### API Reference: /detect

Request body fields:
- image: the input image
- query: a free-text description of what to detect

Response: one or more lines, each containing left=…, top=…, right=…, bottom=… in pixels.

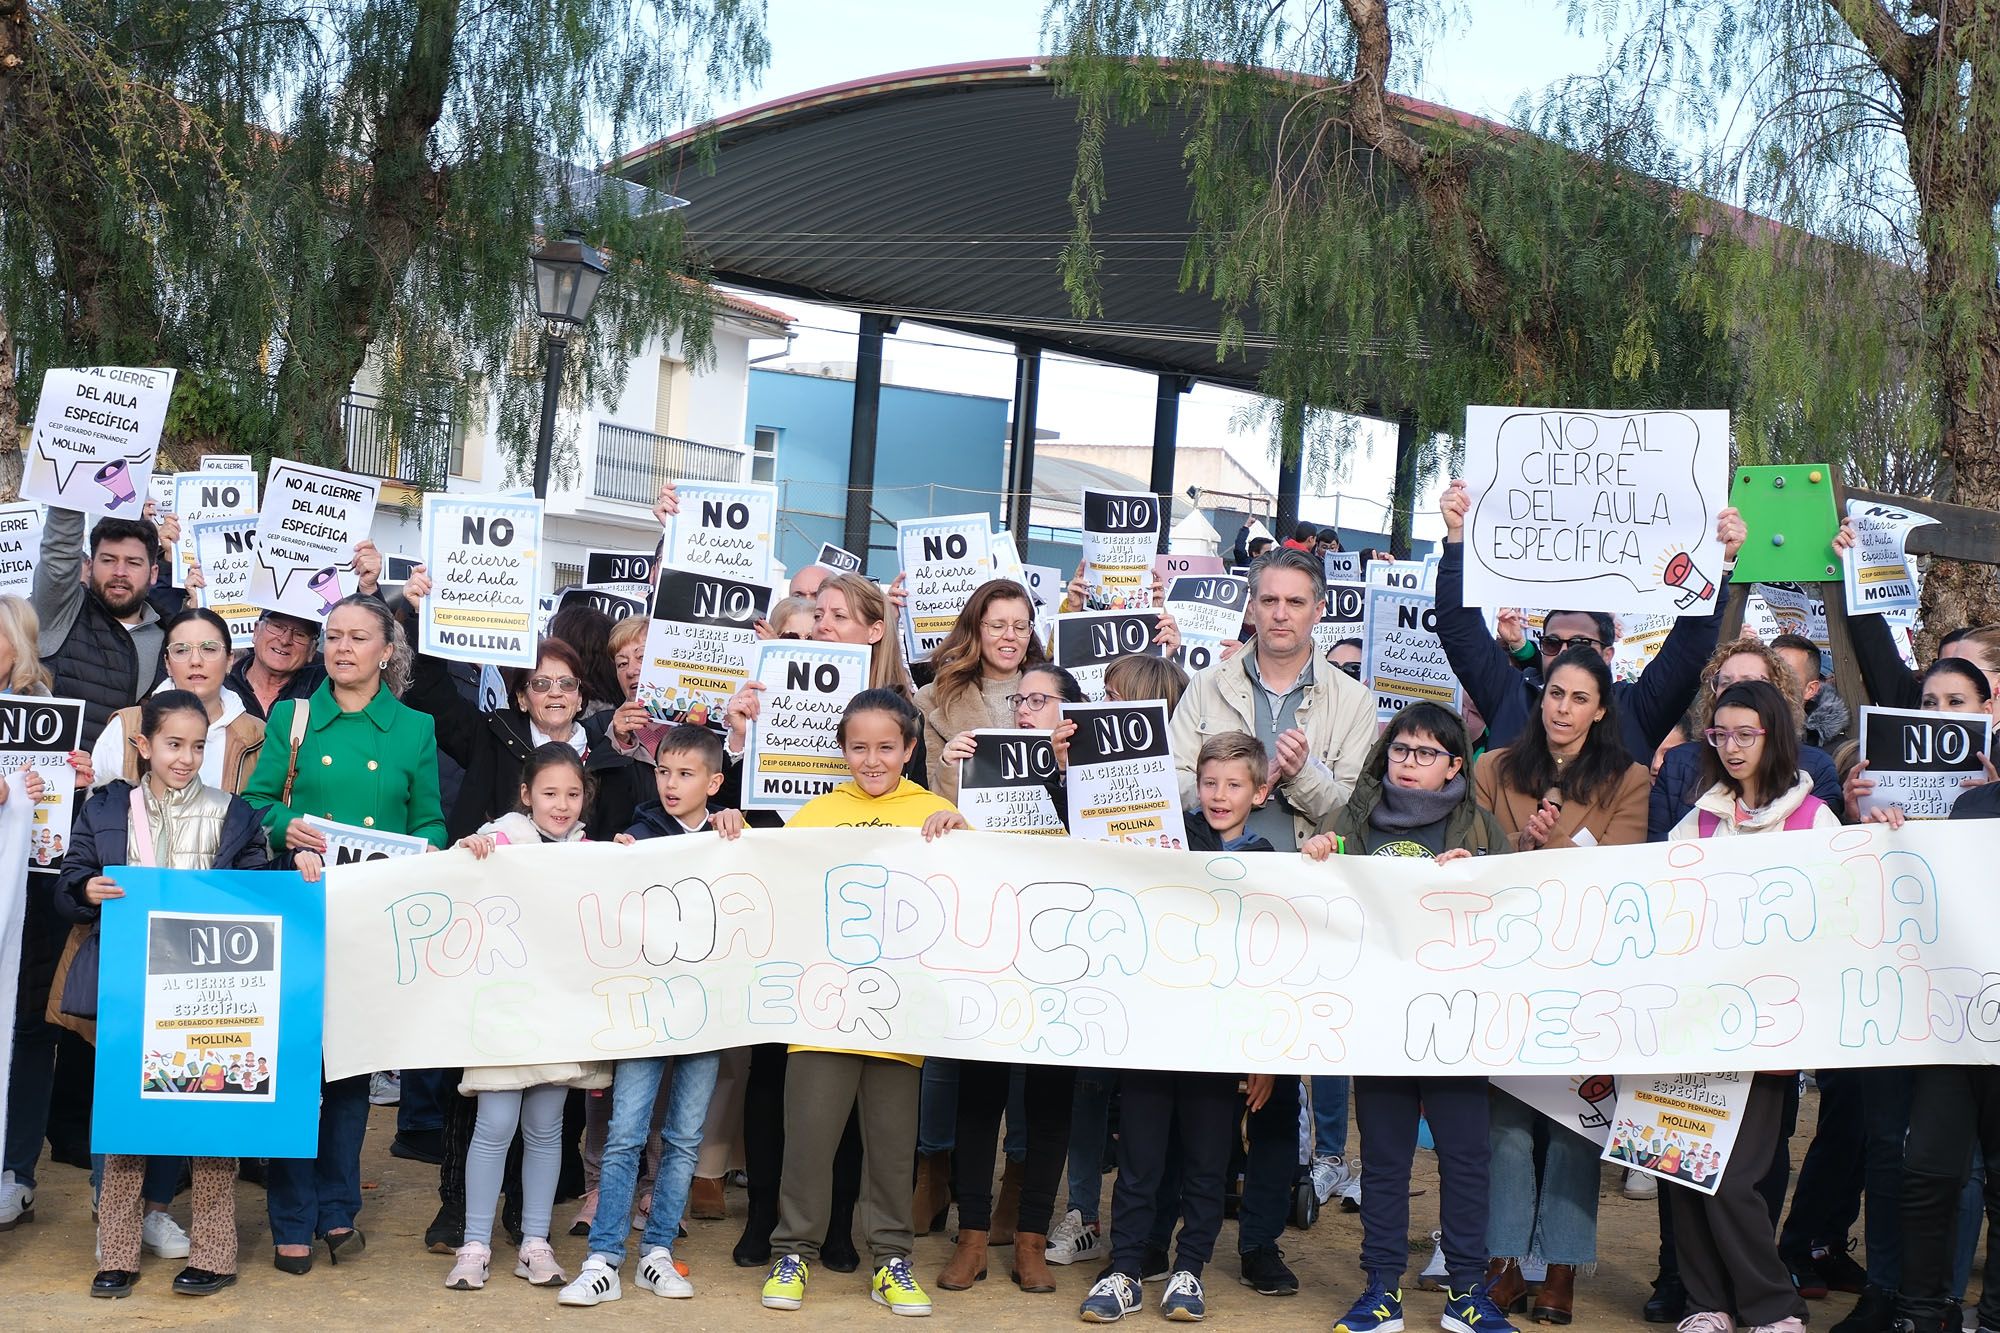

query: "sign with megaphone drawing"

left=248, top=461, right=380, bottom=623
left=23, top=367, right=176, bottom=519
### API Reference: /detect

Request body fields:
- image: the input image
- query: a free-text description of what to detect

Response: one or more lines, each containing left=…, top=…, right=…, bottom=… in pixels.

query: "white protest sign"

left=639, top=569, right=772, bottom=728
left=1055, top=610, right=1161, bottom=701
left=23, top=367, right=176, bottom=519
left=148, top=472, right=177, bottom=569
left=989, top=529, right=1027, bottom=588
left=250, top=461, right=380, bottom=622
left=896, top=514, right=992, bottom=662
left=662, top=479, right=778, bottom=585
left=584, top=550, right=655, bottom=595
left=1062, top=700, right=1187, bottom=848
left=1363, top=561, right=1462, bottom=722
left=0, top=503, right=43, bottom=598
left=1610, top=613, right=1677, bottom=684
left=815, top=542, right=864, bottom=575
left=189, top=517, right=262, bottom=644
left=1603, top=1072, right=1754, bottom=1197
left=1752, top=583, right=1832, bottom=676
left=1079, top=489, right=1160, bottom=610
left=1463, top=406, right=1730, bottom=616
left=477, top=665, right=508, bottom=714
left=302, top=816, right=430, bottom=867
left=1164, top=573, right=1246, bottom=675
left=1856, top=705, right=1992, bottom=820
left=1312, top=582, right=1366, bottom=659
left=0, top=694, right=86, bottom=875
left=742, top=640, right=872, bottom=813
left=201, top=453, right=254, bottom=473
left=957, top=729, right=1068, bottom=836
left=1157, top=553, right=1225, bottom=588
left=419, top=493, right=543, bottom=669
left=1323, top=550, right=1360, bottom=584
left=173, top=470, right=259, bottom=581
left=1494, top=1074, right=1620, bottom=1146
left=1843, top=497, right=1936, bottom=616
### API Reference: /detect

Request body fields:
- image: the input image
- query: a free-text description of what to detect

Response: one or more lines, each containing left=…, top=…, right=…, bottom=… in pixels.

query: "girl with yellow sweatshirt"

left=760, top=688, right=966, bottom=1319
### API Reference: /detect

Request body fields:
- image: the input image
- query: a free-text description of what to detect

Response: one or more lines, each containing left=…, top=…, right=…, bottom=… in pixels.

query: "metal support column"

left=841, top=312, right=890, bottom=562
left=1274, top=404, right=1304, bottom=543
left=1150, top=374, right=1189, bottom=554
left=1390, top=411, right=1421, bottom=559
left=1004, top=345, right=1042, bottom=543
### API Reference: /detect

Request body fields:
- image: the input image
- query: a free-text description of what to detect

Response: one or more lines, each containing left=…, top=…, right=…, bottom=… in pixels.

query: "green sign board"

left=1726, top=464, right=1842, bottom=584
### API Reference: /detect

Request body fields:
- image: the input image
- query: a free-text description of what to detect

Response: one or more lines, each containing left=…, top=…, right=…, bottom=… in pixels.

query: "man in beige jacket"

left=1168, top=547, right=1379, bottom=849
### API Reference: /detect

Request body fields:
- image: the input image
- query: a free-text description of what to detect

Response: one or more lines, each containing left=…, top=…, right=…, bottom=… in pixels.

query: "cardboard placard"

left=557, top=585, right=647, bottom=622
left=1603, top=1072, right=1754, bottom=1197
left=1312, top=583, right=1366, bottom=659
left=0, top=502, right=44, bottom=599
left=1061, top=700, right=1187, bottom=848
left=189, top=517, right=262, bottom=645
left=0, top=693, right=85, bottom=875
left=1856, top=705, right=1992, bottom=819
left=250, top=462, right=380, bottom=622
left=896, top=514, right=993, bottom=662
left=957, top=729, right=1067, bottom=835
left=639, top=569, right=772, bottom=728
left=1055, top=610, right=1162, bottom=701
left=1362, top=562, right=1462, bottom=722
left=585, top=550, right=656, bottom=589
left=1843, top=497, right=1935, bottom=616
left=302, top=816, right=432, bottom=865
left=173, top=470, right=260, bottom=581
left=661, top=480, right=778, bottom=585
left=741, top=640, right=873, bottom=813
left=814, top=542, right=864, bottom=575
left=418, top=493, right=544, bottom=668
left=23, top=367, right=176, bottom=519
left=1079, top=489, right=1160, bottom=610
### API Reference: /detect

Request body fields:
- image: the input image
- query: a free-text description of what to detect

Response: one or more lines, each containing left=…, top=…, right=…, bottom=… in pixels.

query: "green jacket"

left=1328, top=770, right=1509, bottom=858
left=242, top=680, right=447, bottom=852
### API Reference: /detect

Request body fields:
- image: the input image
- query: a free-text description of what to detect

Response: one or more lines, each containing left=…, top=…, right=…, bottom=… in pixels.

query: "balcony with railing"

left=342, top=391, right=457, bottom=486
left=592, top=419, right=747, bottom=505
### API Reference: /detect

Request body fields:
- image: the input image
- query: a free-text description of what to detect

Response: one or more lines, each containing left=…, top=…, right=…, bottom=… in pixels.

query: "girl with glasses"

left=91, top=609, right=266, bottom=795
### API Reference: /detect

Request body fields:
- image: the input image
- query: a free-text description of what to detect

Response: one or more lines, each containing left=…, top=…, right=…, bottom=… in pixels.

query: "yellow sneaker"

left=871, top=1258, right=933, bottom=1316
left=761, top=1255, right=808, bottom=1310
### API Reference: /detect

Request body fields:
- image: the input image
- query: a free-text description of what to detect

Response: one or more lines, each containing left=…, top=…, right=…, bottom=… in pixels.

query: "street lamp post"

left=529, top=228, right=608, bottom=499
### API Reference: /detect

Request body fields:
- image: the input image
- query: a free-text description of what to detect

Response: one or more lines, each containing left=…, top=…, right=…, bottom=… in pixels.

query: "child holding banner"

left=759, top=689, right=966, bottom=1319
left=58, top=690, right=271, bottom=1299
left=445, top=744, right=612, bottom=1293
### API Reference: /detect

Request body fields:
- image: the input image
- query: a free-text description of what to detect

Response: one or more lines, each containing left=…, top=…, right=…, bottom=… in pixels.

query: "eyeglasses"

left=259, top=619, right=316, bottom=644
left=1703, top=726, right=1767, bottom=749
left=1007, top=691, right=1057, bottom=712
left=1386, top=742, right=1451, bottom=766
left=1710, top=673, right=1765, bottom=691
left=981, top=619, right=1034, bottom=638
left=167, top=640, right=226, bottom=660
left=1541, top=635, right=1605, bottom=655
left=1335, top=660, right=1362, bottom=679
left=527, top=675, right=579, bottom=694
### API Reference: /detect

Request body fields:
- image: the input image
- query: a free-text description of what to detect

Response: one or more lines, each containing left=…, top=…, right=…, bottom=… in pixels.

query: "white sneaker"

left=557, top=1255, right=623, bottom=1306
left=368, top=1071, right=402, bottom=1105
left=1418, top=1229, right=1448, bottom=1291
left=141, top=1209, right=191, bottom=1258
left=446, top=1241, right=492, bottom=1290
left=1047, top=1208, right=1103, bottom=1266
left=0, top=1178, right=37, bottom=1230
left=1311, top=1153, right=1362, bottom=1210
left=1623, top=1167, right=1659, bottom=1199
left=636, top=1246, right=693, bottom=1298
left=515, top=1236, right=567, bottom=1286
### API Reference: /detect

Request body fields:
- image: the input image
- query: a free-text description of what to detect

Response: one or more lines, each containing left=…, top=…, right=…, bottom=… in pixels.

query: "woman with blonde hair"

left=0, top=594, right=53, bottom=695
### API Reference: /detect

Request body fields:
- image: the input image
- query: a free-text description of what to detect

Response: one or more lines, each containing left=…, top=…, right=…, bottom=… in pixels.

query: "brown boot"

left=1531, top=1263, right=1575, bottom=1325
left=1484, top=1258, right=1531, bottom=1313
left=688, top=1176, right=726, bottom=1221
left=937, top=1228, right=988, bottom=1290
left=988, top=1159, right=1024, bottom=1246
left=911, top=1152, right=950, bottom=1238
left=1010, top=1232, right=1054, bottom=1293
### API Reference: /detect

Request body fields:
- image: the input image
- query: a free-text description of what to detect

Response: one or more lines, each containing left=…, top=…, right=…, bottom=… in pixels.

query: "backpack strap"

left=279, top=699, right=310, bottom=807
left=1696, top=809, right=1721, bottom=838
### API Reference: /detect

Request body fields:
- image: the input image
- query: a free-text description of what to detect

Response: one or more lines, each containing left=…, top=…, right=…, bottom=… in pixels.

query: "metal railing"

left=342, top=391, right=456, bottom=485
left=593, top=420, right=748, bottom=504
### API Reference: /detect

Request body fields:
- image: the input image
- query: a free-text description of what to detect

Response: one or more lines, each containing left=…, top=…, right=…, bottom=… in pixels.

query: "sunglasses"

left=1540, top=635, right=1606, bottom=655
left=527, top=675, right=579, bottom=695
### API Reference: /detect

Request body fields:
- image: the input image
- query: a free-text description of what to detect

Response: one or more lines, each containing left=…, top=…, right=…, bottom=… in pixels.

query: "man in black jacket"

left=33, top=506, right=169, bottom=749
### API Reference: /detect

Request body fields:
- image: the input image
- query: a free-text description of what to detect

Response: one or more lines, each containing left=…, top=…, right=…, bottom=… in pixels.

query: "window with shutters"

left=552, top=561, right=584, bottom=592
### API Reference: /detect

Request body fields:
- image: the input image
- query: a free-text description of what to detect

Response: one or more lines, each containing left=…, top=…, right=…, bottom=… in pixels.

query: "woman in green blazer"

left=241, top=594, right=446, bottom=1274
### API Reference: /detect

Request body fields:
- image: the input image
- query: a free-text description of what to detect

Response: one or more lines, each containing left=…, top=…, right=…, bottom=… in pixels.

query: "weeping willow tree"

left=0, top=0, right=770, bottom=482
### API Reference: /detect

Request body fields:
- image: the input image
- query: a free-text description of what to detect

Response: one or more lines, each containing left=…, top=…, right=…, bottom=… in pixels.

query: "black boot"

left=820, top=1187, right=860, bottom=1273
left=1833, top=1286, right=1900, bottom=1333
left=733, top=1188, right=777, bottom=1268
left=424, top=1201, right=463, bottom=1254
left=1643, top=1272, right=1687, bottom=1324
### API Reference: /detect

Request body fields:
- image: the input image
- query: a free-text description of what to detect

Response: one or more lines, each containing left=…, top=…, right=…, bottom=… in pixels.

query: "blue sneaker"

left=1079, top=1272, right=1142, bottom=1323
left=1160, top=1270, right=1205, bottom=1321
left=1443, top=1281, right=1519, bottom=1333
left=1334, top=1281, right=1406, bottom=1332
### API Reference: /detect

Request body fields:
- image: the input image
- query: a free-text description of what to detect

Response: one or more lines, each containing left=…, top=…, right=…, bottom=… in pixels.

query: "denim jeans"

left=1311, top=1074, right=1350, bottom=1157
left=397, top=1068, right=453, bottom=1136
left=918, top=1058, right=957, bottom=1156
left=266, top=1073, right=369, bottom=1246
left=1858, top=1065, right=1913, bottom=1289
left=1067, top=1069, right=1112, bottom=1223
left=1488, top=1089, right=1598, bottom=1265
left=4, top=1014, right=57, bottom=1187
left=586, top=1052, right=720, bottom=1267
left=1236, top=1074, right=1302, bottom=1253
left=90, top=1153, right=181, bottom=1206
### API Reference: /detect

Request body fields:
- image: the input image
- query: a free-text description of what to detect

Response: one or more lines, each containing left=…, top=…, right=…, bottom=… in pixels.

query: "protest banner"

left=0, top=503, right=43, bottom=599
left=639, top=569, right=772, bottom=728
left=172, top=470, right=259, bottom=581
left=1603, top=1071, right=1754, bottom=1197
left=1494, top=1074, right=1620, bottom=1145
left=585, top=549, right=655, bottom=591
left=250, top=461, right=380, bottom=621
left=1157, top=553, right=1225, bottom=587
left=815, top=542, right=864, bottom=575
left=742, top=640, right=872, bottom=813
left=1856, top=705, right=1992, bottom=820
left=662, top=479, right=778, bottom=585
left=558, top=585, right=647, bottom=622
left=93, top=867, right=324, bottom=1158
left=321, top=817, right=2000, bottom=1080
left=301, top=816, right=431, bottom=866
left=0, top=694, right=85, bottom=875
left=1079, top=489, right=1160, bottom=610
left=189, top=517, right=261, bottom=643
left=896, top=514, right=992, bottom=662
left=1055, top=610, right=1162, bottom=700
left=957, top=730, right=1067, bottom=836
left=1363, top=561, right=1462, bottom=722
left=1462, top=406, right=1730, bottom=616
left=418, top=493, right=543, bottom=669
left=1311, top=582, right=1366, bottom=659
left=23, top=367, right=176, bottom=520
left=1843, top=497, right=1936, bottom=616
left=1061, top=700, right=1186, bottom=848
left=1164, top=574, right=1246, bottom=674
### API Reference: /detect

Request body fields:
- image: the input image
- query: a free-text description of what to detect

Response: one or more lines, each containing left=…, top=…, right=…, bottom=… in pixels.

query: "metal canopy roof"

left=613, top=58, right=1467, bottom=398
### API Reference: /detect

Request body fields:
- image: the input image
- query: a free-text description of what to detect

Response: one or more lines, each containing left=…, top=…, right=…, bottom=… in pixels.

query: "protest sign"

left=173, top=470, right=259, bottom=580
left=585, top=549, right=656, bottom=591
left=662, top=480, right=778, bottom=585
left=1312, top=583, right=1366, bottom=659
left=639, top=569, right=772, bottom=728
left=380, top=553, right=421, bottom=587
left=742, top=640, right=872, bottom=813
left=1752, top=583, right=1832, bottom=676
left=1055, top=610, right=1162, bottom=701
left=321, top=817, right=2000, bottom=1080
left=1323, top=550, right=1360, bottom=583
left=1494, top=1074, right=1620, bottom=1145
left=558, top=585, right=647, bottom=622
left=93, top=867, right=324, bottom=1158
left=23, top=367, right=176, bottom=519
left=1062, top=700, right=1186, bottom=848
left=302, top=816, right=431, bottom=866
left=477, top=665, right=508, bottom=713
left=989, top=530, right=1027, bottom=589
left=1603, top=1072, right=1754, bottom=1196
left=189, top=517, right=261, bottom=644
left=1363, top=561, right=1461, bottom=722
left=202, top=453, right=254, bottom=473
left=0, top=503, right=43, bottom=599
left=815, top=542, right=864, bottom=575
left=148, top=473, right=177, bottom=568
left=1164, top=574, right=1246, bottom=675
left=957, top=730, right=1067, bottom=835
left=1462, top=406, right=1730, bottom=616
left=896, top=514, right=992, bottom=662
left=250, top=461, right=380, bottom=621
left=1609, top=613, right=1677, bottom=684
left=419, top=493, right=543, bottom=669
left=1856, top=705, right=1992, bottom=820
left=1843, top=497, right=1936, bottom=616
left=0, top=694, right=85, bottom=875
left=1079, top=489, right=1160, bottom=610
left=1157, top=553, right=1225, bottom=587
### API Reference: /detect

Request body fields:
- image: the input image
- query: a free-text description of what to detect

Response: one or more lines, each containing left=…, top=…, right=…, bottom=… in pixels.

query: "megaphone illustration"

left=93, top=459, right=137, bottom=509
left=1662, top=550, right=1715, bottom=611
left=307, top=567, right=343, bottom=613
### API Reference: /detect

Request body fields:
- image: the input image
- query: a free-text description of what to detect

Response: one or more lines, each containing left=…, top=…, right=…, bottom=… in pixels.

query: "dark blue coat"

left=1647, top=742, right=1845, bottom=841
left=55, top=780, right=271, bottom=922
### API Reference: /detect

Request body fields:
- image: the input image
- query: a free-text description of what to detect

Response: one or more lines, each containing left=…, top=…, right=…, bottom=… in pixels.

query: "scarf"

left=1370, top=774, right=1467, bottom=831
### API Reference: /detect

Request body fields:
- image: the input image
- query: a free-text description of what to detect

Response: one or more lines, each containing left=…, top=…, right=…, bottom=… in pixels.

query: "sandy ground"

left=0, top=1088, right=1911, bottom=1331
